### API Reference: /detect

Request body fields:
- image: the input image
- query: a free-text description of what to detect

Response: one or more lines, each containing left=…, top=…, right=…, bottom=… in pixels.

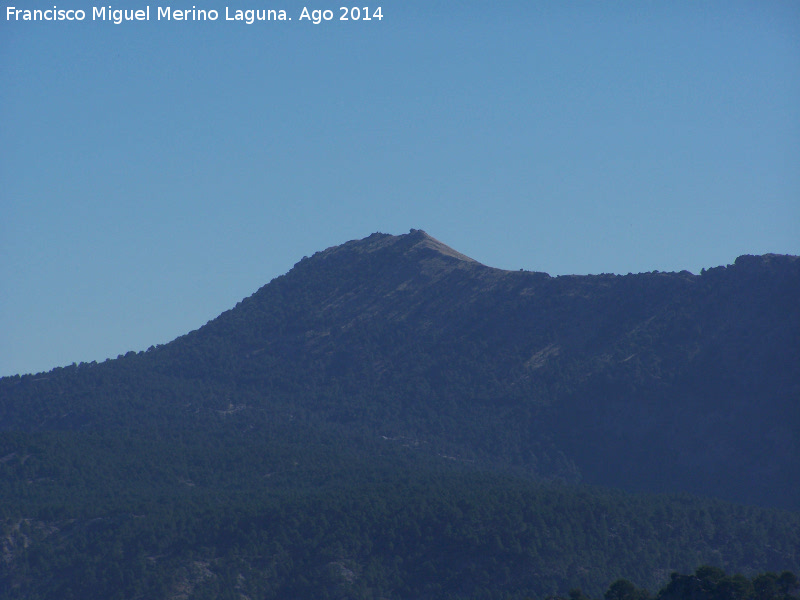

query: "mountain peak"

left=404, top=229, right=480, bottom=264
left=310, top=229, right=481, bottom=269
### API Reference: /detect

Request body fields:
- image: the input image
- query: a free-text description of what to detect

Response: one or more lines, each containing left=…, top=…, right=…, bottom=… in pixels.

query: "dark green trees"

left=657, top=567, right=800, bottom=600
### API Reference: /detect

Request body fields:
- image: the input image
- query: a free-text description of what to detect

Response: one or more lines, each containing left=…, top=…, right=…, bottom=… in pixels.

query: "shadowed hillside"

left=1, top=230, right=799, bottom=599
left=4, top=229, right=797, bottom=507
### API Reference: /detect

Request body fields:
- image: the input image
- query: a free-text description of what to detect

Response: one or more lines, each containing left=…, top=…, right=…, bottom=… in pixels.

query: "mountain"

left=1, top=230, right=799, bottom=599
left=4, top=229, right=798, bottom=507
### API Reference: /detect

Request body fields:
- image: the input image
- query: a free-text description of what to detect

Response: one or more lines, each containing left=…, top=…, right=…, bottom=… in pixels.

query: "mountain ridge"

left=1, top=229, right=799, bottom=598
left=1, top=230, right=799, bottom=508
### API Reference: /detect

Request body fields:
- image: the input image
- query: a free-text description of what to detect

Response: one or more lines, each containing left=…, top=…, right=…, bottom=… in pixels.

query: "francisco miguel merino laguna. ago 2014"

left=6, top=5, right=384, bottom=24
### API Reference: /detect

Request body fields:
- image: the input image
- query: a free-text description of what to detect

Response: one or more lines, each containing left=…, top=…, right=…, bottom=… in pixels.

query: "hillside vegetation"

left=1, top=230, right=798, bottom=598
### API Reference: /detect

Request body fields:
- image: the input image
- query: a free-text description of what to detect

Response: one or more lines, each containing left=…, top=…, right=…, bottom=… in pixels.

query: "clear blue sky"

left=2, top=1, right=798, bottom=377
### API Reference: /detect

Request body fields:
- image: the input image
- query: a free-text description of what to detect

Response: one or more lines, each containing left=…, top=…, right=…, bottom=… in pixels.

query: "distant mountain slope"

left=1, top=230, right=799, bottom=508
left=2, top=428, right=799, bottom=600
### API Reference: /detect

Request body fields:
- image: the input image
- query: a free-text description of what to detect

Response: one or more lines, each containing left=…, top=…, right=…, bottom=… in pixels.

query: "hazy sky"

left=2, top=1, right=799, bottom=377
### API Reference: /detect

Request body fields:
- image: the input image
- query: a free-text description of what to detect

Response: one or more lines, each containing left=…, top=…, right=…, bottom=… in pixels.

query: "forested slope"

left=1, top=230, right=799, bottom=598
left=1, top=423, right=799, bottom=599
left=3, top=230, right=797, bottom=507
